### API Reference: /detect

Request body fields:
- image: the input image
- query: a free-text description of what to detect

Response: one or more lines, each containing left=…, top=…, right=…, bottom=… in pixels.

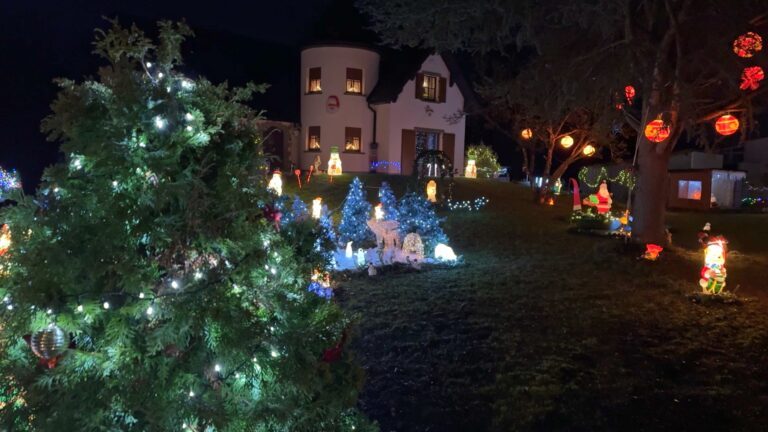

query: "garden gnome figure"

left=313, top=154, right=322, bottom=173
left=700, top=237, right=727, bottom=294
left=367, top=262, right=377, bottom=276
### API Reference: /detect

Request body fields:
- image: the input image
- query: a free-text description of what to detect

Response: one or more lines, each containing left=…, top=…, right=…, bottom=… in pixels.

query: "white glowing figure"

left=0, top=225, right=11, bottom=256
left=356, top=248, right=366, bottom=267
left=434, top=243, right=457, bottom=261
left=312, top=197, right=322, bottom=219
left=374, top=203, right=384, bottom=220
left=327, top=146, right=342, bottom=176
left=426, top=180, right=437, bottom=203
left=345, top=241, right=353, bottom=258
left=464, top=159, right=477, bottom=179
left=267, top=171, right=283, bottom=196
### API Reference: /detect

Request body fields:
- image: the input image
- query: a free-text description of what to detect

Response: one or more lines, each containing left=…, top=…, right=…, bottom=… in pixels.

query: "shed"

left=668, top=169, right=746, bottom=210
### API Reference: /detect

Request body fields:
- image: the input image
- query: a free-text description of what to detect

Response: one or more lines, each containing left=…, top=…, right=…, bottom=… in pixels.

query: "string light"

left=76, top=304, right=84, bottom=312
left=171, top=280, right=180, bottom=289
left=146, top=305, right=154, bottom=316
left=446, top=197, right=489, bottom=211
left=194, top=271, right=203, bottom=280
left=578, top=167, right=636, bottom=190
left=184, top=113, right=194, bottom=121
left=139, top=292, right=145, bottom=299
left=214, top=364, right=221, bottom=372
left=154, top=116, right=166, bottom=129
left=102, top=301, right=110, bottom=309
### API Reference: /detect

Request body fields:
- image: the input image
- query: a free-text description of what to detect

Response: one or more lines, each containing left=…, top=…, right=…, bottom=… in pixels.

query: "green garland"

left=578, top=166, right=636, bottom=190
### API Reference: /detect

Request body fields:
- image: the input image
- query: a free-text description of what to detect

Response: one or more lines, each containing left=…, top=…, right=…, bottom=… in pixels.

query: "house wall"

left=667, top=170, right=712, bottom=210
left=300, top=46, right=380, bottom=172
left=739, top=137, right=768, bottom=183
left=668, top=151, right=723, bottom=170
left=373, top=54, right=466, bottom=175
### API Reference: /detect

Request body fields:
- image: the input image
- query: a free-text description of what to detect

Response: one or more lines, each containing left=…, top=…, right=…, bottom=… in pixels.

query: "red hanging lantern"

left=733, top=32, right=763, bottom=58
left=715, top=115, right=740, bottom=136
left=644, top=119, right=671, bottom=143
left=740, top=66, right=765, bottom=91
left=624, top=85, right=636, bottom=105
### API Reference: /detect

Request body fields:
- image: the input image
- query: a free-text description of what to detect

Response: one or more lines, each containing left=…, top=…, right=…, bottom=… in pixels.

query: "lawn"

left=287, top=174, right=768, bottom=431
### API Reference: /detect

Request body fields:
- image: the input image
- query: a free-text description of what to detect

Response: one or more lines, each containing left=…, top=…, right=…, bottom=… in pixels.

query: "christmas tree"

left=377, top=181, right=398, bottom=222
left=338, top=177, right=373, bottom=246
left=397, top=192, right=448, bottom=254
left=280, top=195, right=308, bottom=225
left=0, top=20, right=373, bottom=431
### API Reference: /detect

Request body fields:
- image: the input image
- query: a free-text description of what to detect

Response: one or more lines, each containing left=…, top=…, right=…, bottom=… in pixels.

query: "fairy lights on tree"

left=338, top=177, right=373, bottom=246
left=0, top=19, right=373, bottom=431
left=397, top=192, right=448, bottom=255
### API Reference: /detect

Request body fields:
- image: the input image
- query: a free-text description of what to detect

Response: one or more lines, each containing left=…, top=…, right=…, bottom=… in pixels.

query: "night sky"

left=1, top=0, right=387, bottom=191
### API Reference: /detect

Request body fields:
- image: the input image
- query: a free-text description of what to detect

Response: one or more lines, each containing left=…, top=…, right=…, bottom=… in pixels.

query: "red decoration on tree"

left=733, top=32, right=763, bottom=58
left=624, top=85, right=636, bottom=105
left=321, top=330, right=348, bottom=363
left=644, top=119, right=671, bottom=143
left=715, top=114, right=740, bottom=136
left=740, top=66, right=764, bottom=90
left=263, top=205, right=282, bottom=231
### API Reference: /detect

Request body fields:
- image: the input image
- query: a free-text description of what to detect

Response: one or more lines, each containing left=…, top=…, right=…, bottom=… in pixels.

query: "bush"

left=466, top=144, right=501, bottom=178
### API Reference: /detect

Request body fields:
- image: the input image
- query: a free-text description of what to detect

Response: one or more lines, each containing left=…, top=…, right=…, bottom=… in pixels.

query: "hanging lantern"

left=426, top=180, right=437, bottom=203
left=311, top=197, right=322, bottom=219
left=520, top=128, right=533, bottom=140
left=327, top=146, right=343, bottom=176
left=0, top=224, right=10, bottom=256
left=644, top=119, right=671, bottom=143
left=560, top=135, right=574, bottom=149
left=624, top=85, right=636, bottom=105
left=267, top=171, right=282, bottom=196
left=733, top=32, right=763, bottom=58
left=582, top=145, right=596, bottom=156
left=30, top=325, right=69, bottom=360
left=740, top=66, right=765, bottom=91
left=715, top=115, right=740, bottom=136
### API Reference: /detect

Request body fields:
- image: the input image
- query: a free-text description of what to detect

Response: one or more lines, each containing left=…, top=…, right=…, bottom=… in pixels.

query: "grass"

left=287, top=174, right=768, bottom=431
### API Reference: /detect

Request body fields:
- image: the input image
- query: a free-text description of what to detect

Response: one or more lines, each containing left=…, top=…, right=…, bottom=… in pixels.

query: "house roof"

left=367, top=49, right=477, bottom=109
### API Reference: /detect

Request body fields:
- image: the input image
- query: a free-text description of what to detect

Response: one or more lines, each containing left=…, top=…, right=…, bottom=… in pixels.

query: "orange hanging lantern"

left=733, top=32, right=763, bottom=58
left=560, top=135, right=574, bottom=149
left=715, top=115, right=740, bottom=136
left=520, top=128, right=533, bottom=140
left=644, top=119, right=671, bottom=143
left=740, top=66, right=765, bottom=91
left=624, top=85, right=636, bottom=105
left=582, top=145, right=596, bottom=156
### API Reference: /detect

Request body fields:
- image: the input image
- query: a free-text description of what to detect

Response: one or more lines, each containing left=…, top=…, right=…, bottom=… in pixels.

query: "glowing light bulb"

left=154, top=116, right=166, bottom=129
left=194, top=271, right=203, bottom=280
left=139, top=141, right=147, bottom=148
left=157, top=72, right=164, bottom=79
left=77, top=304, right=84, bottom=312
left=235, top=372, right=241, bottom=379
left=270, top=349, right=279, bottom=358
left=146, top=62, right=152, bottom=68
left=188, top=390, right=195, bottom=397
left=146, top=305, right=154, bottom=316
left=46, top=308, right=53, bottom=315
left=112, top=180, right=119, bottom=188
left=186, top=125, right=193, bottom=132
left=270, top=267, right=276, bottom=275
left=214, top=364, right=221, bottom=372
left=139, top=292, right=145, bottom=299
left=171, top=280, right=179, bottom=289
left=103, top=301, right=110, bottom=309
left=6, top=304, right=12, bottom=310
left=185, top=113, right=194, bottom=121
left=181, top=79, right=193, bottom=89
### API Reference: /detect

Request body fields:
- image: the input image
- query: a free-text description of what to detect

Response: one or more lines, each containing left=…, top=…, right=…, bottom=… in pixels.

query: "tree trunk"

left=632, top=134, right=672, bottom=245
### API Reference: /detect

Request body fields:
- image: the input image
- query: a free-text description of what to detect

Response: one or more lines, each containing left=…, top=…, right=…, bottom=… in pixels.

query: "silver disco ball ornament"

left=30, top=325, right=69, bottom=360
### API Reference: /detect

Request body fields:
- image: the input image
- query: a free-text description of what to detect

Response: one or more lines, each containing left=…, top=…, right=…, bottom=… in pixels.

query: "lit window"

left=308, top=67, right=321, bottom=93
left=345, top=127, right=361, bottom=152
left=308, top=126, right=321, bottom=150
left=421, top=74, right=438, bottom=101
left=346, top=68, right=362, bottom=94
left=678, top=180, right=702, bottom=200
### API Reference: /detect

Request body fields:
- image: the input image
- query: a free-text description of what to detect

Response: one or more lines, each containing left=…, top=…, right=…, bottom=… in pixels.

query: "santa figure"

left=582, top=180, right=613, bottom=214
left=699, top=237, right=727, bottom=294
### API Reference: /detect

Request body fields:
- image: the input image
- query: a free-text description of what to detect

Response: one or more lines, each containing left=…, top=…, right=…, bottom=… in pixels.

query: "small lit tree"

left=466, top=143, right=501, bottom=178
left=397, top=192, right=448, bottom=254
left=338, top=177, right=373, bottom=245
left=378, top=181, right=399, bottom=221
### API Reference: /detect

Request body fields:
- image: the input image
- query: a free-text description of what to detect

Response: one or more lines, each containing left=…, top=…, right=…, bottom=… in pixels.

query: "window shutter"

left=442, top=133, right=455, bottom=166
left=401, top=129, right=416, bottom=175
left=414, top=73, right=424, bottom=100
left=438, top=77, right=447, bottom=103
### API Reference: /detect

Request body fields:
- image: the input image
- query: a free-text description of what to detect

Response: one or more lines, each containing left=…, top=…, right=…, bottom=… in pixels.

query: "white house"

left=299, top=44, right=470, bottom=175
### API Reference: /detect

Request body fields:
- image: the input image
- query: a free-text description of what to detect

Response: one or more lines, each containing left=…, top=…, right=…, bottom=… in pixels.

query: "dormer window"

left=421, top=74, right=438, bottom=101
left=415, top=73, right=447, bottom=103
left=308, top=67, right=322, bottom=93
left=346, top=68, right=363, bottom=94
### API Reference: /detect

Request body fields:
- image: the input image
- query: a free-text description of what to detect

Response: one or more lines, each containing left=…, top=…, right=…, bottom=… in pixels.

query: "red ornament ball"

left=740, top=66, right=765, bottom=91
left=733, top=32, right=763, bottom=58
left=644, top=119, right=671, bottom=143
left=715, top=115, right=740, bottom=136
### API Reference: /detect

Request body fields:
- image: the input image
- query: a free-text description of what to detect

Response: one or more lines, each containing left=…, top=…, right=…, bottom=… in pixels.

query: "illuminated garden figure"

left=327, top=146, right=342, bottom=176
left=642, top=244, right=663, bottom=261
left=426, top=180, right=437, bottom=203
left=552, top=178, right=562, bottom=195
left=312, top=197, right=322, bottom=219
left=582, top=180, right=612, bottom=214
left=402, top=233, right=425, bottom=260
left=700, top=237, right=727, bottom=294
left=267, top=170, right=283, bottom=196
left=464, top=159, right=477, bottom=178
left=0, top=224, right=10, bottom=256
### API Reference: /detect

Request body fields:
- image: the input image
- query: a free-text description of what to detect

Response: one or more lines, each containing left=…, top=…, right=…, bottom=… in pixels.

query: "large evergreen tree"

left=338, top=177, right=373, bottom=246
left=0, top=20, right=373, bottom=431
left=377, top=181, right=398, bottom=222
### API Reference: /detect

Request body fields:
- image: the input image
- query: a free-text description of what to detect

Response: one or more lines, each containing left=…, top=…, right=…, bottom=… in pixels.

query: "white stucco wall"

left=300, top=46, right=379, bottom=173
left=373, top=54, right=466, bottom=174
